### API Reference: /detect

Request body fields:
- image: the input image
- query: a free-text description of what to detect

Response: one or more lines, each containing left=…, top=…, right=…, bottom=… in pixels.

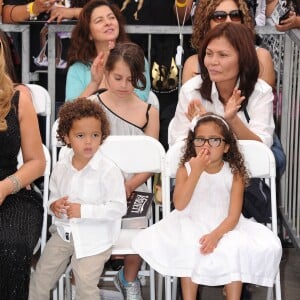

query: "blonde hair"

left=191, top=0, right=255, bottom=52
left=0, top=40, right=14, bottom=131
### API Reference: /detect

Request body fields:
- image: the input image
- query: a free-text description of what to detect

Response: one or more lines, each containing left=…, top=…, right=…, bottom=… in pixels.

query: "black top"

left=0, top=91, right=20, bottom=180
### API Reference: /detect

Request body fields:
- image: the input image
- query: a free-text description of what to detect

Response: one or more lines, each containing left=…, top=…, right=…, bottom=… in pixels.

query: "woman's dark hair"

left=68, top=0, right=129, bottom=65
left=181, top=112, right=249, bottom=183
left=105, top=42, right=146, bottom=90
left=57, top=97, right=110, bottom=146
left=199, top=23, right=259, bottom=111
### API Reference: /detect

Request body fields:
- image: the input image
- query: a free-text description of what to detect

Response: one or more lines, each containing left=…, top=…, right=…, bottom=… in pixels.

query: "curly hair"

left=180, top=113, right=249, bottom=184
left=0, top=35, right=14, bottom=132
left=199, top=23, right=259, bottom=111
left=105, top=42, right=146, bottom=90
left=68, top=0, right=129, bottom=66
left=57, top=98, right=110, bottom=146
left=191, top=0, right=255, bottom=52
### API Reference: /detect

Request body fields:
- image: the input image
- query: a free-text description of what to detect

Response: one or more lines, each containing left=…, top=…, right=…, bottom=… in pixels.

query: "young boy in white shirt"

left=29, top=98, right=127, bottom=300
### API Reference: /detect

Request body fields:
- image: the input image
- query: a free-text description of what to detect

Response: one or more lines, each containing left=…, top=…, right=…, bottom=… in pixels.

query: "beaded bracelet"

left=176, top=0, right=187, bottom=8
left=7, top=175, right=21, bottom=194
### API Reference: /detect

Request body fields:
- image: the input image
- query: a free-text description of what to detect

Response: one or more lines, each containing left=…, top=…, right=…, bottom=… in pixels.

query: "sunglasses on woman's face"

left=210, top=10, right=242, bottom=23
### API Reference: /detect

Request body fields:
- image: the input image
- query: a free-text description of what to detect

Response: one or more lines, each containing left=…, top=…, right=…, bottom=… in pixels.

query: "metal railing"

left=279, top=29, right=300, bottom=250
left=0, top=24, right=30, bottom=83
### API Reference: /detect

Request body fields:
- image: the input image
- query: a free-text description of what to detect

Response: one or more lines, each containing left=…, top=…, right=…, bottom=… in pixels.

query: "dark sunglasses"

left=210, top=10, right=243, bottom=23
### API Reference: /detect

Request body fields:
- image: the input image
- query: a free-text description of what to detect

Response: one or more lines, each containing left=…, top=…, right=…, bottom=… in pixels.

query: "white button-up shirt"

left=169, top=76, right=275, bottom=147
left=48, top=147, right=127, bottom=259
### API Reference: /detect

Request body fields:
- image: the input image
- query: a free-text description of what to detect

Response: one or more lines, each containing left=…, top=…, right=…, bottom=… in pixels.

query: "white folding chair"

left=238, top=140, right=281, bottom=300
left=17, top=144, right=51, bottom=254
left=99, top=135, right=166, bottom=300
left=162, top=140, right=281, bottom=300
left=26, top=84, right=52, bottom=149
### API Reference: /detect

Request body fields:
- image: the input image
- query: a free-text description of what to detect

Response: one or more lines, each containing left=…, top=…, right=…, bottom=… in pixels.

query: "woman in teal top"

left=65, top=0, right=150, bottom=102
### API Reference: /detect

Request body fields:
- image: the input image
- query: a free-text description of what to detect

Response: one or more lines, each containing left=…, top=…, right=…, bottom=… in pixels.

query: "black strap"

left=141, top=104, right=152, bottom=131
left=243, top=107, right=250, bottom=123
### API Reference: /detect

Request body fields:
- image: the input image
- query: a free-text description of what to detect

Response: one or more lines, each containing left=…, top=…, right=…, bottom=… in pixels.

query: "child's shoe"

left=114, top=267, right=143, bottom=300
left=33, top=56, right=48, bottom=67
left=56, top=59, right=67, bottom=69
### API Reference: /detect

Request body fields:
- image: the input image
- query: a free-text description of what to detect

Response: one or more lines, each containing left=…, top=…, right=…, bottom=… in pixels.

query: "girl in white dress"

left=132, top=113, right=282, bottom=300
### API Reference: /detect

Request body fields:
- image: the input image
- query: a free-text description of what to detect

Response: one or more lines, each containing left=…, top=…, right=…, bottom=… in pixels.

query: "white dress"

left=132, top=162, right=282, bottom=287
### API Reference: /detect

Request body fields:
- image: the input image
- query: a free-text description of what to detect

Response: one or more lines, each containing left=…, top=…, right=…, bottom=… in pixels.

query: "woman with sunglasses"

left=182, top=0, right=275, bottom=88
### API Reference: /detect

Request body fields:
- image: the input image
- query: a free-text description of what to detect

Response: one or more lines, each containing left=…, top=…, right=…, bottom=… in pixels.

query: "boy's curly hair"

left=57, top=98, right=110, bottom=146
left=181, top=113, right=249, bottom=184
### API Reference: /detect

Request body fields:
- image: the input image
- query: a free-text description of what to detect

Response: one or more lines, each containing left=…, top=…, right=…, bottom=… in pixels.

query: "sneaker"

left=33, top=56, right=48, bottom=67
left=114, top=269, right=143, bottom=300
left=56, top=59, right=67, bottom=69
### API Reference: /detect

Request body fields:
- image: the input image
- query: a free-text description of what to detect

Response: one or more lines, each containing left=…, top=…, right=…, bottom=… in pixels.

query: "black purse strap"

left=243, top=107, right=250, bottom=123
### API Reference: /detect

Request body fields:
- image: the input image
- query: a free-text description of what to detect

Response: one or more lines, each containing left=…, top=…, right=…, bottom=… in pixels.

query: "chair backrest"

left=165, top=140, right=278, bottom=233
left=17, top=144, right=51, bottom=252
left=101, top=135, right=165, bottom=174
left=147, top=90, right=160, bottom=111
left=26, top=84, right=52, bottom=149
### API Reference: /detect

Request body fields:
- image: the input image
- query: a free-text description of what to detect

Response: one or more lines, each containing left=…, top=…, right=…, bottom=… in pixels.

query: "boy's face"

left=64, top=117, right=102, bottom=166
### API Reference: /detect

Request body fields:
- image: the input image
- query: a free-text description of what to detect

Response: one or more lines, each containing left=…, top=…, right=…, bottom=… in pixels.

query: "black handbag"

left=243, top=178, right=271, bottom=223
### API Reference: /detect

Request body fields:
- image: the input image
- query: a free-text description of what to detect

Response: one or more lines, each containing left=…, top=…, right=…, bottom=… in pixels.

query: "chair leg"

left=275, top=272, right=282, bottom=300
left=171, top=277, right=178, bottom=300
left=52, top=287, right=58, bottom=300
left=267, top=271, right=282, bottom=300
left=267, top=287, right=273, bottom=300
left=157, top=274, right=163, bottom=300
left=58, top=277, right=64, bottom=300
left=165, top=276, right=172, bottom=300
left=150, top=267, right=156, bottom=300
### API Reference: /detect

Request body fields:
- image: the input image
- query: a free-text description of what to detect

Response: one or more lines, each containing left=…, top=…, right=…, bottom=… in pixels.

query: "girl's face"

left=89, top=5, right=119, bottom=43
left=105, top=59, right=135, bottom=98
left=194, top=122, right=229, bottom=163
left=204, top=36, right=239, bottom=86
left=210, top=0, right=241, bottom=29
left=64, top=117, right=102, bottom=166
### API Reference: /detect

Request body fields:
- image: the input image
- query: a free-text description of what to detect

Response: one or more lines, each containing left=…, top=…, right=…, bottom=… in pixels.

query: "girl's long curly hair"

left=180, top=113, right=249, bottom=184
left=57, top=98, right=110, bottom=147
left=0, top=35, right=14, bottom=132
left=191, top=0, right=254, bottom=53
left=67, top=0, right=129, bottom=66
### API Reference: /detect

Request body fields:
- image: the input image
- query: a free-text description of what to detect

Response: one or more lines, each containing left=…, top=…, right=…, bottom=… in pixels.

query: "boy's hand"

left=50, top=196, right=68, bottom=218
left=66, top=202, right=81, bottom=218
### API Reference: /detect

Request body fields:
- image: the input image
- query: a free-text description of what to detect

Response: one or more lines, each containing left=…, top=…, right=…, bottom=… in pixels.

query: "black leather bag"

left=243, top=178, right=271, bottom=224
